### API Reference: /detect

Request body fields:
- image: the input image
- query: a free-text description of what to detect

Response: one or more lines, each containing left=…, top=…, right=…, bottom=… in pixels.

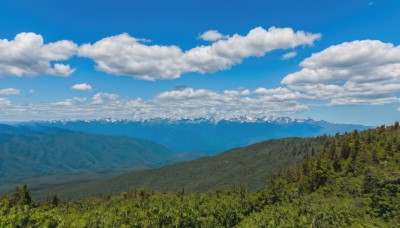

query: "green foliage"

left=0, top=123, right=399, bottom=226
left=37, top=136, right=331, bottom=200
left=0, top=130, right=176, bottom=187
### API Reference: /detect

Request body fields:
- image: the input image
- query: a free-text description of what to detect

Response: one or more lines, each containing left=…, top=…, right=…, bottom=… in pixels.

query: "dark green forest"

left=1, top=123, right=399, bottom=227
left=33, top=136, right=330, bottom=200
left=0, top=130, right=177, bottom=189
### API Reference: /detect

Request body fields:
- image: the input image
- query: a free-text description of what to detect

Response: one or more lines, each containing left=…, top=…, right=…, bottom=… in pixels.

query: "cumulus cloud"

left=241, top=89, right=251, bottom=95
left=157, top=88, right=218, bottom=100
left=92, top=93, right=119, bottom=104
left=0, top=88, right=20, bottom=95
left=78, top=27, right=321, bottom=80
left=71, top=83, right=92, bottom=91
left=0, top=98, right=11, bottom=106
left=53, top=97, right=87, bottom=106
left=0, top=32, right=77, bottom=77
left=198, top=30, right=230, bottom=41
left=282, top=51, right=297, bottom=60
left=0, top=87, right=310, bottom=121
left=281, top=40, right=400, bottom=105
left=254, top=87, right=302, bottom=101
left=154, top=87, right=308, bottom=118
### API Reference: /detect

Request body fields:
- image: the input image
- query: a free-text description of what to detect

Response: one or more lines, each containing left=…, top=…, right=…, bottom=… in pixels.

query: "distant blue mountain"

left=0, top=126, right=177, bottom=184
left=30, top=117, right=370, bottom=156
left=0, top=124, right=40, bottom=134
left=0, top=119, right=370, bottom=192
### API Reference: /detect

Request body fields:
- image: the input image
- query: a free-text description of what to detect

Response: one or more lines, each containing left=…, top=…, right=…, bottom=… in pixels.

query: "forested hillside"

left=1, top=122, right=399, bottom=227
left=0, top=128, right=176, bottom=187
left=35, top=136, right=330, bottom=199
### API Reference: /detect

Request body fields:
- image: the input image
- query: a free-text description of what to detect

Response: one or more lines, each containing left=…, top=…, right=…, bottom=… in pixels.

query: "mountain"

left=0, top=118, right=369, bottom=198
left=32, top=135, right=330, bottom=199
left=0, top=124, right=43, bottom=134
left=30, top=117, right=369, bottom=155
left=0, top=126, right=176, bottom=188
left=2, top=123, right=399, bottom=227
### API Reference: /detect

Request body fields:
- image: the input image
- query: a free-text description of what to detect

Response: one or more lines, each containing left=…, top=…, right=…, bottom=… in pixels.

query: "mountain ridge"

left=28, top=117, right=370, bottom=155
left=23, top=116, right=352, bottom=125
left=0, top=127, right=178, bottom=190
left=31, top=136, right=330, bottom=200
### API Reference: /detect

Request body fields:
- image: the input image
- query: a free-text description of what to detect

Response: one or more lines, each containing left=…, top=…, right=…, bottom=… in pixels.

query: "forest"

left=0, top=122, right=399, bottom=227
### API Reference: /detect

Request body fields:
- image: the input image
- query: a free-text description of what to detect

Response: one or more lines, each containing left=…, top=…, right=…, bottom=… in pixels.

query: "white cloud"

left=71, top=83, right=92, bottom=91
left=281, top=40, right=400, bottom=105
left=254, top=87, right=302, bottom=101
left=92, top=93, right=119, bottom=104
left=157, top=88, right=218, bottom=100
left=78, top=27, right=321, bottom=80
left=0, top=87, right=310, bottom=121
left=282, top=51, right=297, bottom=60
left=28, top=89, right=35, bottom=94
left=53, top=97, right=87, bottom=106
left=0, top=88, right=20, bottom=95
left=0, top=98, right=11, bottom=106
left=198, top=30, right=230, bottom=41
left=154, top=87, right=308, bottom=118
left=0, top=33, right=77, bottom=77
left=241, top=89, right=251, bottom=95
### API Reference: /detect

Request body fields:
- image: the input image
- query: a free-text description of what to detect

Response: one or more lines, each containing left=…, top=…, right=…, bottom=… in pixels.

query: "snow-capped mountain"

left=27, top=117, right=369, bottom=156
left=30, top=116, right=323, bottom=125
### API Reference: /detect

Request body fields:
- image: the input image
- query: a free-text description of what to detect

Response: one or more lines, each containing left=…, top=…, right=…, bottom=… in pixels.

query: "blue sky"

left=0, top=0, right=399, bottom=125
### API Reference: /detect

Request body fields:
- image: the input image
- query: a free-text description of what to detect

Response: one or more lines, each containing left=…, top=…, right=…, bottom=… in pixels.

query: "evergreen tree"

left=21, top=184, right=32, bottom=205
left=52, top=194, right=59, bottom=207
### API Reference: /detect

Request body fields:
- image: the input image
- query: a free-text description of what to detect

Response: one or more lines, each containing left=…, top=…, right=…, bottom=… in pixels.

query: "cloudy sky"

left=0, top=0, right=399, bottom=125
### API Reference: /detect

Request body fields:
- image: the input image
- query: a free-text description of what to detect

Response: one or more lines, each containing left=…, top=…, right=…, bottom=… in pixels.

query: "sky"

left=0, top=0, right=399, bottom=125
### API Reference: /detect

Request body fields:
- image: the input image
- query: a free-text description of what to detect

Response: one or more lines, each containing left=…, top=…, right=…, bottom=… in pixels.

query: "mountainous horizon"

left=1, top=0, right=399, bottom=226
left=28, top=121, right=400, bottom=202
left=32, top=135, right=330, bottom=200
left=13, top=116, right=364, bottom=125
left=0, top=119, right=370, bottom=198
left=0, top=127, right=179, bottom=190
left=27, top=117, right=370, bottom=155
left=2, top=122, right=398, bottom=227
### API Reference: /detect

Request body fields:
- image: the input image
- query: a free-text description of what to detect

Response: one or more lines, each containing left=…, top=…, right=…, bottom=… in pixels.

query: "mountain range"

left=1, top=121, right=399, bottom=227
left=0, top=127, right=176, bottom=189
left=29, top=117, right=369, bottom=155
left=32, top=136, right=330, bottom=200
left=0, top=118, right=370, bottom=197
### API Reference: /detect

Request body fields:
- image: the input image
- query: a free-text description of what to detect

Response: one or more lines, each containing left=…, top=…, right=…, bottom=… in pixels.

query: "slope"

left=1, top=123, right=399, bottom=227
left=34, top=119, right=368, bottom=155
left=33, top=135, right=331, bottom=199
left=0, top=127, right=176, bottom=188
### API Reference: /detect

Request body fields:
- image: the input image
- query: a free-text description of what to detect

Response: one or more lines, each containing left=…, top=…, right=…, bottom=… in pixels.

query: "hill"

left=1, top=123, right=399, bottom=227
left=34, top=136, right=330, bottom=199
left=0, top=127, right=176, bottom=190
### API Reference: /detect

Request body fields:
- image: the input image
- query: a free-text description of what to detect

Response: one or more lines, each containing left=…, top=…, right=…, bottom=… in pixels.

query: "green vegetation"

left=34, top=136, right=330, bottom=200
left=1, top=123, right=399, bottom=227
left=0, top=129, right=176, bottom=185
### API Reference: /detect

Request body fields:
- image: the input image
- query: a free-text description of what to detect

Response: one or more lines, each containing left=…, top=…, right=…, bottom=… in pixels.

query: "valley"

left=1, top=122, right=399, bottom=227
left=0, top=118, right=368, bottom=197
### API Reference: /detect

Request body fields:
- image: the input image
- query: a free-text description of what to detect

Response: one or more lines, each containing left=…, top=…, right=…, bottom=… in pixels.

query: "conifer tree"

left=52, top=194, right=59, bottom=207
left=21, top=184, right=32, bottom=205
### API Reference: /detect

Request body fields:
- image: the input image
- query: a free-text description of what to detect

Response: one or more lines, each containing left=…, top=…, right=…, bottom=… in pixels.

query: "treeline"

left=0, top=122, right=399, bottom=227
